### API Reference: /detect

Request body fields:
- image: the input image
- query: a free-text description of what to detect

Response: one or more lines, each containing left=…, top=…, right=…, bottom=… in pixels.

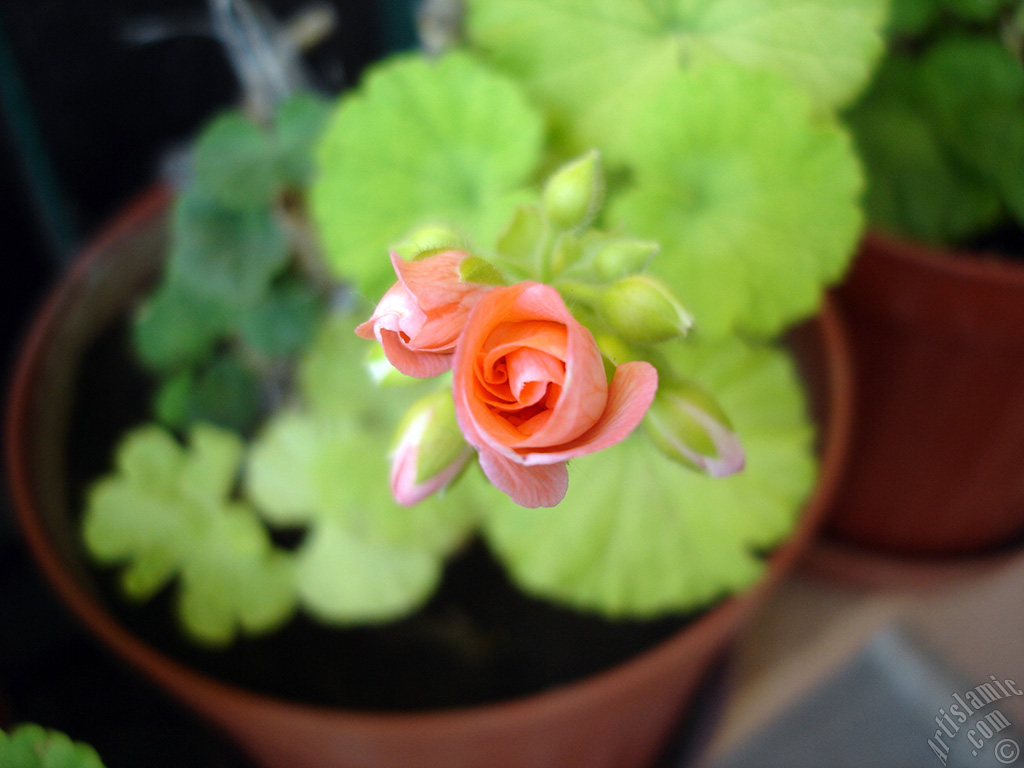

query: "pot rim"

left=863, top=230, right=1024, bottom=287
left=5, top=187, right=853, bottom=730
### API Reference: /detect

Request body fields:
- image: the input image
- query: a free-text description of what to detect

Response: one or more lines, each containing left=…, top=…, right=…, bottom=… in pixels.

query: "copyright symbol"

left=996, top=739, right=1020, bottom=765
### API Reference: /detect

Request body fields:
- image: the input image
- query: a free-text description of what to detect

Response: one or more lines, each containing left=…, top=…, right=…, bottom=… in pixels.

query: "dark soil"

left=66, top=322, right=695, bottom=711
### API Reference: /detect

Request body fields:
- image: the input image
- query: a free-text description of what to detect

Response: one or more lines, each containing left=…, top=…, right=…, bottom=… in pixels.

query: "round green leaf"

left=466, top=0, right=887, bottom=159
left=0, top=725, right=106, bottom=768
left=193, top=110, right=281, bottom=210
left=166, top=191, right=290, bottom=309
left=481, top=337, right=816, bottom=618
left=610, top=64, right=863, bottom=338
left=311, top=51, right=544, bottom=294
left=293, top=520, right=443, bottom=625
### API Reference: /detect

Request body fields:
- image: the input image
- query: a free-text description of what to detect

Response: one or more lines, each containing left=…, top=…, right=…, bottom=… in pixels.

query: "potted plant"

left=7, top=0, right=878, bottom=766
left=823, top=0, right=1024, bottom=562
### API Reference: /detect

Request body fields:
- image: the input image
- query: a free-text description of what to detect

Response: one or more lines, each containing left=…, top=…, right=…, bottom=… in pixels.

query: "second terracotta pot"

left=830, top=232, right=1024, bottom=556
left=7, top=191, right=852, bottom=768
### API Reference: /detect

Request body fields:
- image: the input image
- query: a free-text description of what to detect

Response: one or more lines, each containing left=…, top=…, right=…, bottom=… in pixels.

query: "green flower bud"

left=645, top=381, right=745, bottom=477
left=458, top=256, right=506, bottom=286
left=391, top=391, right=472, bottom=505
left=391, top=224, right=467, bottom=261
left=599, top=276, right=694, bottom=343
left=542, top=149, right=604, bottom=230
left=594, top=238, right=660, bottom=281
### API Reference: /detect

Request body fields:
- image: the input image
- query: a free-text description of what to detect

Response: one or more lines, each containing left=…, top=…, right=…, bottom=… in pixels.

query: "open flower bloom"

left=453, top=282, right=658, bottom=508
left=356, top=250, right=491, bottom=378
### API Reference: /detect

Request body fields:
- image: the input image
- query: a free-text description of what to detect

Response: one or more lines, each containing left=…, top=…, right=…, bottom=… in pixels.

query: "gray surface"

left=708, top=627, right=1024, bottom=768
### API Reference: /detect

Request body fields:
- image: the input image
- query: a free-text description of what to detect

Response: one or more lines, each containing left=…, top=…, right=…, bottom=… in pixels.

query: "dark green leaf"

left=132, top=282, right=233, bottom=372
left=275, top=92, right=332, bottom=188
left=240, top=278, right=322, bottom=357
left=193, top=111, right=281, bottom=210
left=154, top=371, right=195, bottom=428
left=189, top=356, right=263, bottom=434
left=166, top=191, right=291, bottom=309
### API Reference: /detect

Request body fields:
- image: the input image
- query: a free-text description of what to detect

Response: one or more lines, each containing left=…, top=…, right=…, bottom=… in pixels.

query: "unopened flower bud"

left=542, top=150, right=604, bottom=230
left=390, top=224, right=466, bottom=261
left=599, top=276, right=694, bottom=343
left=594, top=239, right=659, bottom=281
left=458, top=256, right=506, bottom=286
left=391, top=392, right=472, bottom=506
left=645, top=381, right=745, bottom=477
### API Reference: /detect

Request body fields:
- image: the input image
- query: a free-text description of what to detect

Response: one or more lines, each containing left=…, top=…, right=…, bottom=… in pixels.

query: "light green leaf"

left=193, top=110, right=281, bottom=210
left=311, top=51, right=544, bottom=294
left=0, top=725, right=106, bottom=768
left=466, top=0, right=887, bottom=159
left=293, top=520, right=442, bottom=624
left=610, top=64, right=863, bottom=337
left=247, top=316, right=479, bottom=554
left=83, top=424, right=296, bottom=646
left=481, top=337, right=816, bottom=618
left=166, top=192, right=290, bottom=309
left=245, top=315, right=479, bottom=624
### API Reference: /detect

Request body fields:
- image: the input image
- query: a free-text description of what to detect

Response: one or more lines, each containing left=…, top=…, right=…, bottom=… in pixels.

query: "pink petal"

left=478, top=448, right=569, bottom=508
left=519, top=361, right=658, bottom=466
left=380, top=330, right=452, bottom=378
left=391, top=251, right=468, bottom=311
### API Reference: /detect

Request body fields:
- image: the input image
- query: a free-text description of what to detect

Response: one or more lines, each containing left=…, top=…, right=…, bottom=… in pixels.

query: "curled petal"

left=519, top=361, right=658, bottom=465
left=478, top=448, right=569, bottom=508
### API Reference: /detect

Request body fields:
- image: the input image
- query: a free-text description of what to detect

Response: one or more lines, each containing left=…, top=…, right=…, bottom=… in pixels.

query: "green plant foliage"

left=166, top=191, right=291, bottom=310
left=889, top=0, right=1014, bottom=33
left=132, top=282, right=235, bottom=372
left=466, top=0, right=887, bottom=159
left=245, top=316, right=479, bottom=623
left=83, top=425, right=295, bottom=646
left=239, top=277, right=322, bottom=357
left=610, top=63, right=863, bottom=338
left=275, top=92, right=332, bottom=188
left=480, top=336, right=815, bottom=618
left=153, top=356, right=264, bottom=434
left=311, top=51, right=544, bottom=294
left=0, top=725, right=105, bottom=768
left=188, top=356, right=264, bottom=434
left=849, top=35, right=1024, bottom=243
left=193, top=111, right=281, bottom=210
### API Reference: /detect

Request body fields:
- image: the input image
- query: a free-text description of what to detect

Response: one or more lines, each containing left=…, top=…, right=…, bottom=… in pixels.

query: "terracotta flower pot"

left=828, top=232, right=1024, bottom=557
left=6, top=190, right=853, bottom=768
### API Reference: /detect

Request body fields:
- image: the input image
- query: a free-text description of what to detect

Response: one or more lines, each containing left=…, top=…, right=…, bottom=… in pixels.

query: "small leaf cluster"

left=0, top=724, right=105, bottom=768
left=848, top=1, right=1024, bottom=244
left=133, top=94, right=331, bottom=434
left=85, top=313, right=479, bottom=643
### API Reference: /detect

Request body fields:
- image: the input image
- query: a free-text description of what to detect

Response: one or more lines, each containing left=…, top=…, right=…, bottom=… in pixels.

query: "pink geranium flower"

left=356, top=250, right=492, bottom=378
left=452, top=282, right=658, bottom=508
